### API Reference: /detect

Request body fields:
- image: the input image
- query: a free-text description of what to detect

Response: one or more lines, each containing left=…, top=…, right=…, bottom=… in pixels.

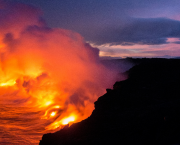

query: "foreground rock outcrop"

left=40, top=58, right=180, bottom=145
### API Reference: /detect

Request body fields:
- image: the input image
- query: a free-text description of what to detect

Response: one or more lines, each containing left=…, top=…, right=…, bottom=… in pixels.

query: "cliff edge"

left=40, top=59, right=180, bottom=145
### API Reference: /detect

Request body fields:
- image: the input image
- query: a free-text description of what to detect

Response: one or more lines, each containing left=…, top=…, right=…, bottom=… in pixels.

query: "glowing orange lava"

left=61, top=116, right=75, bottom=125
left=46, top=115, right=76, bottom=130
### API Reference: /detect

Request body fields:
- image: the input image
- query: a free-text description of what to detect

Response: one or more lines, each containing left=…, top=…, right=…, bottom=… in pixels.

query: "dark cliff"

left=40, top=58, right=180, bottom=145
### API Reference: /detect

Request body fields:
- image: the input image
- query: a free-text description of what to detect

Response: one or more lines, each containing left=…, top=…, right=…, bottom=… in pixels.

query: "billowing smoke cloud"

left=0, top=2, right=44, bottom=39
left=0, top=2, right=124, bottom=133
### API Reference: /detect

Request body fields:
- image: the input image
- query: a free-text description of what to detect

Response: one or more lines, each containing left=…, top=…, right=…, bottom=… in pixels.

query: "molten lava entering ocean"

left=0, top=2, right=123, bottom=144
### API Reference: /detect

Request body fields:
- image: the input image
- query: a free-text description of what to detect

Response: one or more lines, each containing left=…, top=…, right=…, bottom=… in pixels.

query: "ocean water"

left=0, top=102, right=53, bottom=145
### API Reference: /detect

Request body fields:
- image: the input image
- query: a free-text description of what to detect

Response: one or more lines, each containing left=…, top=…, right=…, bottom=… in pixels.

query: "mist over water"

left=0, top=2, right=128, bottom=144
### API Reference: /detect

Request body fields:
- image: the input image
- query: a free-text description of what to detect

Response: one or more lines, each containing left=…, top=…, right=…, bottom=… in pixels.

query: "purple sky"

left=3, top=0, right=180, bottom=58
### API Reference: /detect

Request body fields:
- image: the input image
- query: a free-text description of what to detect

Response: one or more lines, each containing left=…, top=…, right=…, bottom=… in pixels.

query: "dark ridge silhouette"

left=39, top=58, right=180, bottom=145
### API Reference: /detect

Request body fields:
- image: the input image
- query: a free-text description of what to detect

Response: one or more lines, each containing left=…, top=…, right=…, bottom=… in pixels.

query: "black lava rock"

left=40, top=58, right=180, bottom=145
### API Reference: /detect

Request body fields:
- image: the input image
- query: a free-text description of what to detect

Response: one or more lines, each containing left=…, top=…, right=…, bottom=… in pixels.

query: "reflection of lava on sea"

left=0, top=2, right=122, bottom=145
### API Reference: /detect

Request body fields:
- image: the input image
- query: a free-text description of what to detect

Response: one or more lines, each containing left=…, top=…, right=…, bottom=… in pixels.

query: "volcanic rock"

left=39, top=58, right=180, bottom=145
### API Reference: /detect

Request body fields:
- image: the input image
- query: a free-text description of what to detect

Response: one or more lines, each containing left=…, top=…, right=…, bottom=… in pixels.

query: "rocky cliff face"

left=39, top=59, right=180, bottom=145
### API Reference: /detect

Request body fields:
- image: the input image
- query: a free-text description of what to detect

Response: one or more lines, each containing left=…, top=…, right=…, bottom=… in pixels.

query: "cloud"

left=98, top=40, right=180, bottom=58
left=6, top=0, right=180, bottom=47
left=88, top=18, right=180, bottom=45
left=17, top=0, right=179, bottom=46
left=0, top=2, right=44, bottom=40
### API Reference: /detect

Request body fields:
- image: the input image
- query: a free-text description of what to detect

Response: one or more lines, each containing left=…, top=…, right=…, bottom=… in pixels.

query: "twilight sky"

left=4, top=0, right=180, bottom=58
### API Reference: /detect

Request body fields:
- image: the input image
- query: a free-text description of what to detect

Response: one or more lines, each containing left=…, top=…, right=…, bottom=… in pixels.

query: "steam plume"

left=0, top=2, right=124, bottom=130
